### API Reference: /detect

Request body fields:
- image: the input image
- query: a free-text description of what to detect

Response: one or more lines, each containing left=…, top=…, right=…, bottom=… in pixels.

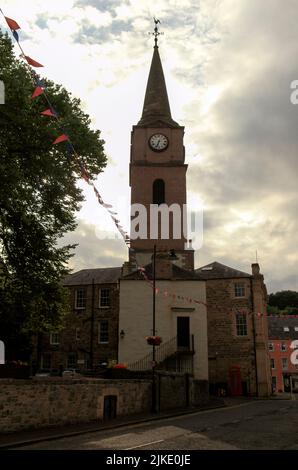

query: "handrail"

left=127, top=334, right=194, bottom=371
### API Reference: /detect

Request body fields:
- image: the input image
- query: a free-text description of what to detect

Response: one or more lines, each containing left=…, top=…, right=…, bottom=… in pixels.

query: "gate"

left=103, top=395, right=117, bottom=420
left=229, top=366, right=242, bottom=396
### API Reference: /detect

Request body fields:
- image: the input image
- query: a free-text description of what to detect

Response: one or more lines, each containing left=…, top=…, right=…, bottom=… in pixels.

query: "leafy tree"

left=268, top=290, right=298, bottom=315
left=268, top=290, right=298, bottom=309
left=0, top=30, right=107, bottom=360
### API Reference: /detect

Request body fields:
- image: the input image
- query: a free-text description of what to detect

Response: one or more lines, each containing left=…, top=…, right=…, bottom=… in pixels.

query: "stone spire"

left=137, top=21, right=179, bottom=128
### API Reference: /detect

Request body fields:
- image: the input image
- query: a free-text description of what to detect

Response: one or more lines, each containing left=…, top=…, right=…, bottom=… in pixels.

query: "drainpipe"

left=90, top=279, right=95, bottom=369
left=250, top=278, right=259, bottom=397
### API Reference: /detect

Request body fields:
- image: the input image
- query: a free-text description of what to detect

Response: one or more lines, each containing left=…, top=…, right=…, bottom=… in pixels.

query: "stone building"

left=196, top=261, right=271, bottom=397
left=36, top=267, right=120, bottom=371
left=117, top=33, right=209, bottom=385
left=35, top=31, right=271, bottom=398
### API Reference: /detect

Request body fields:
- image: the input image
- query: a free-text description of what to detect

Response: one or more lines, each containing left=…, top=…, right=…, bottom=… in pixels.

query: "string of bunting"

left=0, top=9, right=131, bottom=248
left=1, top=11, right=277, bottom=315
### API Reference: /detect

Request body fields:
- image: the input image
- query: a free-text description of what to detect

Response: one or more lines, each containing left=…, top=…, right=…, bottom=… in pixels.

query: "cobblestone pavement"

left=14, top=399, right=298, bottom=450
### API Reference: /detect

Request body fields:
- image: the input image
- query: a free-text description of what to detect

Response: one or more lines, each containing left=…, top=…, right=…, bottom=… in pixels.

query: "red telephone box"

left=229, top=365, right=242, bottom=396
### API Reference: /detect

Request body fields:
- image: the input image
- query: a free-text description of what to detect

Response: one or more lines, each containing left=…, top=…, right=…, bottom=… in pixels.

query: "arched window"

left=153, top=179, right=165, bottom=205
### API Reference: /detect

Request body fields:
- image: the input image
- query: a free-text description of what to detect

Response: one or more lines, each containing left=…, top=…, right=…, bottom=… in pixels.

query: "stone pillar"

left=251, top=264, right=271, bottom=397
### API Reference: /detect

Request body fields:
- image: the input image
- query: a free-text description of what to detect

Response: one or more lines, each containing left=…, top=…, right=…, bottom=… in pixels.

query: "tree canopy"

left=268, top=290, right=298, bottom=315
left=0, top=30, right=107, bottom=359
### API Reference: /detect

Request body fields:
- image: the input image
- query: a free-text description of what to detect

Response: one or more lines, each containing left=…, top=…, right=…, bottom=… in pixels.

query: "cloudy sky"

left=1, top=0, right=297, bottom=292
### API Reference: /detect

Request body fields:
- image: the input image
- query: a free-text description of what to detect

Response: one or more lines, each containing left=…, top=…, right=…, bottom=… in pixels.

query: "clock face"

left=149, top=133, right=169, bottom=152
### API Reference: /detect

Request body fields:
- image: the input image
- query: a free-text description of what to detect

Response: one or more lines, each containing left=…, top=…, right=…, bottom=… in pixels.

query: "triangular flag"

left=12, top=30, right=19, bottom=42
left=31, top=86, right=44, bottom=99
left=52, top=134, right=69, bottom=145
left=24, top=56, right=44, bottom=67
left=40, top=109, right=56, bottom=117
left=5, top=17, right=20, bottom=30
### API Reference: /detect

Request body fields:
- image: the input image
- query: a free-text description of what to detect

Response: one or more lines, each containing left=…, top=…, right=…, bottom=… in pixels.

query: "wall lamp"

left=120, top=329, right=125, bottom=339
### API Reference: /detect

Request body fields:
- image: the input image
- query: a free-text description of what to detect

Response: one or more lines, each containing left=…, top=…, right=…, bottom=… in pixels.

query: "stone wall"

left=156, top=372, right=209, bottom=411
left=0, top=378, right=151, bottom=434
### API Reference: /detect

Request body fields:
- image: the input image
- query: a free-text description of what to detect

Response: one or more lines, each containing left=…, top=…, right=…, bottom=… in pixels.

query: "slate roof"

left=122, top=262, right=205, bottom=281
left=195, top=261, right=251, bottom=280
left=137, top=46, right=180, bottom=128
left=63, top=267, right=122, bottom=286
left=268, top=316, right=298, bottom=340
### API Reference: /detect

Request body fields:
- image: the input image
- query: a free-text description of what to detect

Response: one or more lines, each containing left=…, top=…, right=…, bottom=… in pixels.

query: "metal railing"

left=127, top=335, right=194, bottom=372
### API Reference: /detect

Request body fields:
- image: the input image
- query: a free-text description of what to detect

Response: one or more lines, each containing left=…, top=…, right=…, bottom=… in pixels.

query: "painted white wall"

left=118, top=279, right=208, bottom=380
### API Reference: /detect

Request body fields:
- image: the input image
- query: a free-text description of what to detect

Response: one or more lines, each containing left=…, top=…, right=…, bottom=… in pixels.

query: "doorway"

left=177, top=317, right=190, bottom=350
left=103, top=395, right=117, bottom=420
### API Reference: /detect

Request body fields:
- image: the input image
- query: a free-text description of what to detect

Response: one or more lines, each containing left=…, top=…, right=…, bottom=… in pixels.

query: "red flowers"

left=146, top=336, right=162, bottom=346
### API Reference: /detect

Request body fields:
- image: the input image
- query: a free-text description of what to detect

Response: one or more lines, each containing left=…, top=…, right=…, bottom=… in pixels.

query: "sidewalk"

left=0, top=398, right=225, bottom=449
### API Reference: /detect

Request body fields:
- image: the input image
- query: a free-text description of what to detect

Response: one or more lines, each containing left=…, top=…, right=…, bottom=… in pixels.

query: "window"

left=282, top=358, right=288, bottom=370
left=99, top=288, right=110, bottom=308
left=236, top=313, right=247, bottom=336
left=269, top=343, right=274, bottom=351
left=283, top=326, right=289, bottom=332
left=99, top=320, right=109, bottom=343
left=75, top=328, right=80, bottom=341
left=281, top=343, right=287, bottom=352
left=295, top=327, right=298, bottom=332
left=270, top=358, right=275, bottom=369
left=153, top=179, right=165, bottom=205
left=75, top=288, right=86, bottom=309
left=67, top=353, right=77, bottom=369
left=50, top=333, right=60, bottom=345
left=41, top=354, right=51, bottom=369
left=234, top=283, right=245, bottom=297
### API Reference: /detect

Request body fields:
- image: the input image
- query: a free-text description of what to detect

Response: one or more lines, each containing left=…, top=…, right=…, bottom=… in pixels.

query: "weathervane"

left=149, top=17, right=163, bottom=47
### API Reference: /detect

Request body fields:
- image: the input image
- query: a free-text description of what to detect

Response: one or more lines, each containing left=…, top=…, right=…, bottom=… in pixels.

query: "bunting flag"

left=40, top=108, right=56, bottom=117
left=24, top=56, right=44, bottom=67
left=2, top=9, right=132, bottom=253
left=31, top=86, right=44, bottom=99
left=52, top=134, right=69, bottom=145
left=12, top=30, right=19, bottom=42
left=5, top=16, right=20, bottom=30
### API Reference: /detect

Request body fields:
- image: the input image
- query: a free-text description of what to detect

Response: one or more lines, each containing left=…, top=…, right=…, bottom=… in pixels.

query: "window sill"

left=75, top=307, right=86, bottom=310
left=98, top=342, right=109, bottom=345
left=98, top=306, right=110, bottom=309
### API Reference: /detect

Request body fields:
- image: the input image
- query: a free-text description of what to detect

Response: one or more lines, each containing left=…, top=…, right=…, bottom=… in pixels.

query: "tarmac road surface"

left=13, top=399, right=298, bottom=450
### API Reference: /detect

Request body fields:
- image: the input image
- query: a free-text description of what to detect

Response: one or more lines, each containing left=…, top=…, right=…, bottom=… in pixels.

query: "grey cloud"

left=74, top=0, right=120, bottom=13
left=73, top=19, right=132, bottom=44
left=61, top=220, right=127, bottom=272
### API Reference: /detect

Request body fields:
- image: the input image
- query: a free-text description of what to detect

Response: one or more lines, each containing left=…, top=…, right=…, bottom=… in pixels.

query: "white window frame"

left=269, top=342, right=274, bottom=351
left=234, top=283, right=245, bottom=298
left=283, top=326, right=289, bottom=332
left=75, top=288, right=86, bottom=309
left=281, top=343, right=287, bottom=352
left=295, top=327, right=298, bottom=332
left=98, top=320, right=109, bottom=344
left=282, top=358, right=288, bottom=370
left=235, top=313, right=248, bottom=336
left=50, top=333, right=60, bottom=345
left=270, top=358, right=275, bottom=369
left=99, top=288, right=110, bottom=308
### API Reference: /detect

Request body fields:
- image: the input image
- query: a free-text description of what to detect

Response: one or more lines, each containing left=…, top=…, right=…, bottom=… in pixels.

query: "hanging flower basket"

left=146, top=336, right=162, bottom=346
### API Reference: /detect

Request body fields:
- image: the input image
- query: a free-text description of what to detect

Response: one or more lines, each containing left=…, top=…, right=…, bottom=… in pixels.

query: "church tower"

left=129, top=24, right=194, bottom=270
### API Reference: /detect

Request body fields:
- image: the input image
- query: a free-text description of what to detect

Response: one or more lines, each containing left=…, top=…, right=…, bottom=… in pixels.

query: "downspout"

left=90, top=279, right=95, bottom=369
